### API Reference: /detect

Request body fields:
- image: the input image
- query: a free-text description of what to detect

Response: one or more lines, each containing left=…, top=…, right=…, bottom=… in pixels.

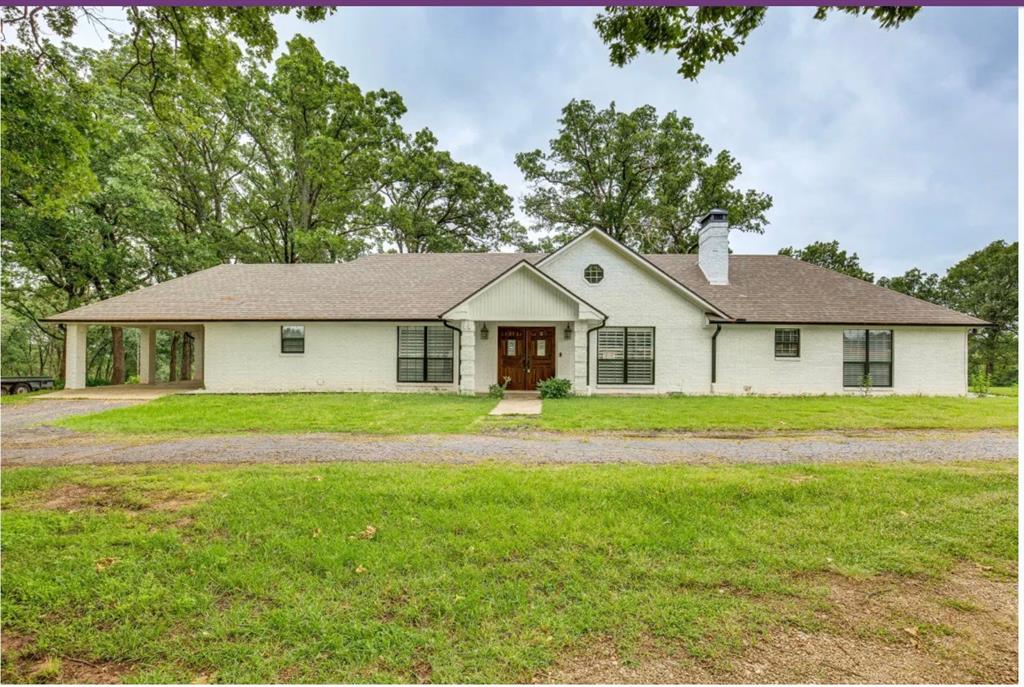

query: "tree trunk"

left=169, top=331, right=180, bottom=382
left=110, top=327, right=125, bottom=385
left=180, top=335, right=192, bottom=381
left=57, top=332, right=67, bottom=383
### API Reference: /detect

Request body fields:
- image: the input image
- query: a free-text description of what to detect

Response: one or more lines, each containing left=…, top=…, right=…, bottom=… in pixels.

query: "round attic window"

left=584, top=264, right=604, bottom=284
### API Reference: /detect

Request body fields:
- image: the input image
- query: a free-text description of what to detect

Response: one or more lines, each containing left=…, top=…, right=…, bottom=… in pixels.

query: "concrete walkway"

left=488, top=392, right=542, bottom=415
left=43, top=380, right=202, bottom=401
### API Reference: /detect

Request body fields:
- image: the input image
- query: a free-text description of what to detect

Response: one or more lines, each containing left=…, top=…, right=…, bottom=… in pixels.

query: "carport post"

left=139, top=326, right=157, bottom=384
left=64, top=323, right=88, bottom=390
left=192, top=327, right=204, bottom=382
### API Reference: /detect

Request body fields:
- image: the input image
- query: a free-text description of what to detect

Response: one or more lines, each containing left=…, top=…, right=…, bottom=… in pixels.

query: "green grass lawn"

left=534, top=395, right=1019, bottom=432
left=987, top=386, right=1018, bottom=397
left=1, top=461, right=1016, bottom=683
left=53, top=392, right=1018, bottom=436
left=0, top=389, right=54, bottom=405
left=56, top=393, right=498, bottom=435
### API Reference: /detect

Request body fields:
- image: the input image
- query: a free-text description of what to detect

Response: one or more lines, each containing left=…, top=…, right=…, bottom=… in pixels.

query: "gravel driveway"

left=1, top=400, right=1018, bottom=467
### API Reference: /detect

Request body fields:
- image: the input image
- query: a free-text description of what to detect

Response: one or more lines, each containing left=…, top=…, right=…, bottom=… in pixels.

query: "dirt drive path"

left=1, top=400, right=1017, bottom=466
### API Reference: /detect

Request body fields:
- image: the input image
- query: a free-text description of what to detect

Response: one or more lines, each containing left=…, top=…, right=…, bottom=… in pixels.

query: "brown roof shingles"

left=645, top=254, right=987, bottom=326
left=47, top=251, right=986, bottom=326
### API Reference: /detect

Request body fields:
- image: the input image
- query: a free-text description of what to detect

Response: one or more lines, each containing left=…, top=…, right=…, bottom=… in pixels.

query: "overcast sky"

left=269, top=7, right=1017, bottom=277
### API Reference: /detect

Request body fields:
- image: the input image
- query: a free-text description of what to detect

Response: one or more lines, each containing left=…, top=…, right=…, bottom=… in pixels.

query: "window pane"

left=597, top=360, right=625, bottom=384
left=843, top=362, right=866, bottom=387
left=281, top=338, right=304, bottom=354
left=426, top=326, right=453, bottom=358
left=398, top=358, right=424, bottom=382
left=627, top=328, right=654, bottom=359
left=868, top=362, right=892, bottom=387
left=597, top=328, right=625, bottom=360
left=868, top=330, right=892, bottom=363
left=843, top=330, right=866, bottom=363
left=281, top=325, right=304, bottom=354
left=426, top=358, right=453, bottom=383
left=398, top=327, right=425, bottom=358
left=626, top=360, right=654, bottom=384
left=775, top=328, right=799, bottom=357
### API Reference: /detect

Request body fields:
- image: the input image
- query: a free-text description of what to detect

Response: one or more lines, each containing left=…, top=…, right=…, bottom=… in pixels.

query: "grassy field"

left=534, top=394, right=1019, bottom=432
left=987, top=386, right=1018, bottom=397
left=1, top=461, right=1016, bottom=683
left=53, top=392, right=1018, bottom=435
left=55, top=393, right=497, bottom=435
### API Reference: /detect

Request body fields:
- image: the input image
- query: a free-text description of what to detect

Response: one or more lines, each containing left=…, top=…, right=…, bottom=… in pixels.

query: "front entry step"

left=489, top=395, right=542, bottom=416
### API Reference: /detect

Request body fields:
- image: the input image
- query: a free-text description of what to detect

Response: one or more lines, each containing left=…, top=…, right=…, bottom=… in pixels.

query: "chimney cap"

left=699, top=209, right=728, bottom=227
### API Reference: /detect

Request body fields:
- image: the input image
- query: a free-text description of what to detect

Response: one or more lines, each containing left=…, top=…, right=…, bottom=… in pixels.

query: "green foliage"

left=536, top=377, right=572, bottom=399
left=488, top=376, right=511, bottom=399
left=594, top=6, right=920, bottom=80
left=877, top=267, right=945, bottom=304
left=370, top=129, right=524, bottom=253
left=944, top=240, right=1018, bottom=382
left=779, top=240, right=875, bottom=282
left=0, top=460, right=1016, bottom=681
left=970, top=369, right=992, bottom=395
left=516, top=99, right=772, bottom=252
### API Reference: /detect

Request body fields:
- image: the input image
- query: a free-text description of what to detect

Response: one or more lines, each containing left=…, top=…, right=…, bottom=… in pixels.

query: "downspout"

left=442, top=320, right=462, bottom=387
left=585, top=318, right=608, bottom=387
left=710, top=323, right=722, bottom=389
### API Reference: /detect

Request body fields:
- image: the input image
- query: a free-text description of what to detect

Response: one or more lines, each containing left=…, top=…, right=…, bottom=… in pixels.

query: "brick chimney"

left=698, top=209, right=730, bottom=285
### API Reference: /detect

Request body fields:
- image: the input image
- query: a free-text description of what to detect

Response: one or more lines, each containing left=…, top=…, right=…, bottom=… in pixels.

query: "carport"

left=59, top=322, right=205, bottom=392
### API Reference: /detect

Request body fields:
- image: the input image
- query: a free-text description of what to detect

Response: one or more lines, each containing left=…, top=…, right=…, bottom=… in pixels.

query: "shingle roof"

left=645, top=254, right=987, bottom=326
left=46, top=251, right=986, bottom=326
left=46, top=254, right=543, bottom=322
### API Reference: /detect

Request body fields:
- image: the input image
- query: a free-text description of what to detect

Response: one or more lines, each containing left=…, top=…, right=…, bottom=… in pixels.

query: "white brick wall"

left=713, top=325, right=969, bottom=395
left=540, top=232, right=713, bottom=394
left=203, top=321, right=458, bottom=393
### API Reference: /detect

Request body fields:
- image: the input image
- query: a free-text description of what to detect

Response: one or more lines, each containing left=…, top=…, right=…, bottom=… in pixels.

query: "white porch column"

left=64, top=323, right=88, bottom=390
left=138, top=326, right=157, bottom=384
left=573, top=320, right=591, bottom=396
left=192, top=327, right=204, bottom=382
left=459, top=320, right=476, bottom=395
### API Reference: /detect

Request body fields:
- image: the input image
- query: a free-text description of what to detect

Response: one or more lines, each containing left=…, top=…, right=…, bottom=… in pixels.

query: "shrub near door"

left=537, top=377, right=572, bottom=399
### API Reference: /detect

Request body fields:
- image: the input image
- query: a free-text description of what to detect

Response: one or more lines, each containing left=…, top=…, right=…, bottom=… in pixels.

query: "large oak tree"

left=515, top=99, right=772, bottom=253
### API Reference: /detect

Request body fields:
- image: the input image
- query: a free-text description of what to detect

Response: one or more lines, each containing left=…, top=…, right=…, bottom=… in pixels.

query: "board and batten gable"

left=202, top=321, right=459, bottom=393
left=538, top=230, right=714, bottom=394
left=712, top=325, right=969, bottom=395
left=443, top=263, right=581, bottom=322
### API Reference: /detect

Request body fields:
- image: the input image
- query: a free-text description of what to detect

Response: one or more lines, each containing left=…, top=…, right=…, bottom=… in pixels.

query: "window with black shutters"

left=843, top=329, right=892, bottom=387
left=397, top=326, right=454, bottom=383
left=281, top=325, right=305, bottom=354
left=597, top=327, right=655, bottom=384
left=774, top=328, right=800, bottom=358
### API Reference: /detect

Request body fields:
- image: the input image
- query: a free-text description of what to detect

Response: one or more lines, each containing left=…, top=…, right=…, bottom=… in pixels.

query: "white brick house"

left=47, top=211, right=988, bottom=395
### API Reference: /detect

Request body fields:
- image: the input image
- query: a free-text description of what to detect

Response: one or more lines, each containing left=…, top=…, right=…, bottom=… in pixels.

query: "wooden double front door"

left=498, top=327, right=556, bottom=391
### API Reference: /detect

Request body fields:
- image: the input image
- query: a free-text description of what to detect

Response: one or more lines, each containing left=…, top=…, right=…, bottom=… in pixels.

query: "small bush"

left=489, top=376, right=511, bottom=399
left=970, top=369, right=992, bottom=395
left=537, top=377, right=572, bottom=399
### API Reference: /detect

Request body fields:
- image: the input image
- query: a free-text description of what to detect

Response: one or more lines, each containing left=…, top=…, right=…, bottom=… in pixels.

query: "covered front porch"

left=441, top=260, right=606, bottom=396
left=62, top=322, right=206, bottom=392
